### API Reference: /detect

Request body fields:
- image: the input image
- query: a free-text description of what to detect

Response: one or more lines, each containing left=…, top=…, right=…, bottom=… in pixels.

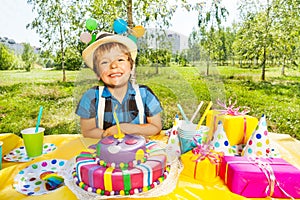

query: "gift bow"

left=191, top=137, right=223, bottom=165
left=216, top=98, right=250, bottom=116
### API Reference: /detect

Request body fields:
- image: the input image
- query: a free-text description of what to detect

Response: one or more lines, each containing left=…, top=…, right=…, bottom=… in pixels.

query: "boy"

left=76, top=32, right=163, bottom=139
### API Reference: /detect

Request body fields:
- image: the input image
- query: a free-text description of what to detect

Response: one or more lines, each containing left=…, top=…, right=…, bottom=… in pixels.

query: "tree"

left=21, top=43, right=36, bottom=72
left=271, top=0, right=300, bottom=75
left=195, top=1, right=229, bottom=75
left=232, top=0, right=300, bottom=79
left=0, top=43, right=16, bottom=70
left=27, top=0, right=80, bottom=81
left=54, top=47, right=82, bottom=71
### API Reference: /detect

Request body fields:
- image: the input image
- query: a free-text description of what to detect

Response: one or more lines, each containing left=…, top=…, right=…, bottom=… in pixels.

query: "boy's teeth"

left=110, top=73, right=121, bottom=77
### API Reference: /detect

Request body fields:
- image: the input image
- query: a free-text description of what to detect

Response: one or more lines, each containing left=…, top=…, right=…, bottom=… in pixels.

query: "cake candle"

left=113, top=105, right=125, bottom=139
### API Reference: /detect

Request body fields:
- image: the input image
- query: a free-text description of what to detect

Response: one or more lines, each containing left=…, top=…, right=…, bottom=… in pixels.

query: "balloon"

left=86, top=18, right=98, bottom=31
left=113, top=19, right=128, bottom=34
left=128, top=34, right=137, bottom=43
left=80, top=32, right=92, bottom=44
left=132, top=25, right=145, bottom=38
left=89, top=33, right=97, bottom=44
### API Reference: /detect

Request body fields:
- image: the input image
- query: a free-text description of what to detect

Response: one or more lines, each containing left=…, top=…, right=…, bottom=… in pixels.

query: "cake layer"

left=76, top=154, right=166, bottom=191
left=74, top=140, right=168, bottom=195
left=97, top=134, right=147, bottom=167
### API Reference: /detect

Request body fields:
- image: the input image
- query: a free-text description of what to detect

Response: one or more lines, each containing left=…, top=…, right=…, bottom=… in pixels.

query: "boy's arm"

left=80, top=118, right=105, bottom=139
left=103, top=113, right=162, bottom=138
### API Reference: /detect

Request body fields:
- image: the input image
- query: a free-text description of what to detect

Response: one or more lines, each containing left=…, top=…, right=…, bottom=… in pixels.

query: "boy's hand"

left=102, top=125, right=119, bottom=137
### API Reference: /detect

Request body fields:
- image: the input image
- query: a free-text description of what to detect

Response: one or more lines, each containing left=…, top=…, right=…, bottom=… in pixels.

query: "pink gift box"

left=220, top=156, right=300, bottom=198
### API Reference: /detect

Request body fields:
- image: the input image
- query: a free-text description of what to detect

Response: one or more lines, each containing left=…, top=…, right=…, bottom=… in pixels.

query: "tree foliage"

left=27, top=0, right=81, bottom=81
left=233, top=0, right=300, bottom=80
left=0, top=43, right=16, bottom=70
left=193, top=0, right=229, bottom=75
left=22, top=43, right=36, bottom=72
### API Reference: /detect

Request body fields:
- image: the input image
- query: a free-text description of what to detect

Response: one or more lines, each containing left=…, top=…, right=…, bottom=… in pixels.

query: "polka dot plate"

left=13, top=159, right=67, bottom=196
left=3, top=143, right=57, bottom=162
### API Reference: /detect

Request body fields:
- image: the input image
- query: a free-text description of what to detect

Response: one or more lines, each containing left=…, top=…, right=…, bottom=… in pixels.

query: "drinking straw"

left=35, top=106, right=43, bottom=133
left=113, top=105, right=125, bottom=139
left=177, top=104, right=190, bottom=124
left=196, top=101, right=213, bottom=130
left=190, top=101, right=204, bottom=123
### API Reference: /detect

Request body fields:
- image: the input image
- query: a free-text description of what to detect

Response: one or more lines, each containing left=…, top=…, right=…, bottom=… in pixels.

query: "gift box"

left=206, top=110, right=258, bottom=146
left=220, top=156, right=300, bottom=198
left=181, top=148, right=222, bottom=183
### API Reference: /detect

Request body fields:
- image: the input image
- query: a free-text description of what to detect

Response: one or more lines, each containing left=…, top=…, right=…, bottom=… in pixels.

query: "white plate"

left=13, top=159, right=67, bottom=196
left=3, top=143, right=57, bottom=162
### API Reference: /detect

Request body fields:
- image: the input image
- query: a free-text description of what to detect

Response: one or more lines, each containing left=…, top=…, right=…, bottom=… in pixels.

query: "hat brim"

left=82, top=34, right=137, bottom=69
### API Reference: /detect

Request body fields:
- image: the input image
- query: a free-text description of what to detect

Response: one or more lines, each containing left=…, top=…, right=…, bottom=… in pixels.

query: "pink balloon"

left=80, top=32, right=92, bottom=44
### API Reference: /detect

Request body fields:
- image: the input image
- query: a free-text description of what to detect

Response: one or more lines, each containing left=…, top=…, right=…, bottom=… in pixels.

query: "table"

left=1, top=132, right=300, bottom=200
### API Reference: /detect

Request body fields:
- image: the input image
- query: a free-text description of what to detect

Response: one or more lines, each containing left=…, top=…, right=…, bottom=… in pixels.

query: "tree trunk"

left=127, top=0, right=133, bottom=29
left=127, top=0, right=137, bottom=82
left=206, top=58, right=210, bottom=76
left=59, top=20, right=66, bottom=82
left=261, top=47, right=266, bottom=81
left=281, top=58, right=285, bottom=76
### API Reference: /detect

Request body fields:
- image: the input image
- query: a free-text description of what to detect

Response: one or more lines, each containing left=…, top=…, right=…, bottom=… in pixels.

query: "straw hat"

left=82, top=32, right=138, bottom=69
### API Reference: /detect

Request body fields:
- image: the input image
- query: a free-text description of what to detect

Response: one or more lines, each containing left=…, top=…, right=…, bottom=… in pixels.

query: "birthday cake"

left=72, top=134, right=170, bottom=196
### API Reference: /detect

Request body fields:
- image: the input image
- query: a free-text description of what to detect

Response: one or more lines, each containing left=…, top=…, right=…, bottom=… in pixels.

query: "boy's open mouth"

left=109, top=73, right=122, bottom=78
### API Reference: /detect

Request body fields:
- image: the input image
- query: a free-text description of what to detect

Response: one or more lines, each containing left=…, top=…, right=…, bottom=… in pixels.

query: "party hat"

left=210, top=121, right=234, bottom=156
left=166, top=115, right=181, bottom=162
left=242, top=114, right=274, bottom=157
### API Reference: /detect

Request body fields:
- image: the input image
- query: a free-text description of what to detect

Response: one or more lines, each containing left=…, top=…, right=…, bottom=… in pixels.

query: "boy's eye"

left=117, top=56, right=128, bottom=62
left=100, top=60, right=109, bottom=65
left=118, top=58, right=126, bottom=62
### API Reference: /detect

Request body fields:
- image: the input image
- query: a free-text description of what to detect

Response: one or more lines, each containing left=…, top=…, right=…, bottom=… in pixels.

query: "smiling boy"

left=76, top=32, right=163, bottom=139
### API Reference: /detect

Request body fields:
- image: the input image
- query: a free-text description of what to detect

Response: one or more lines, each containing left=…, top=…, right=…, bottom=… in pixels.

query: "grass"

left=0, top=65, right=299, bottom=140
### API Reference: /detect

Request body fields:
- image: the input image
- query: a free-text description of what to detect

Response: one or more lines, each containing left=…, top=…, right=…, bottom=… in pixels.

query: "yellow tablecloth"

left=1, top=132, right=300, bottom=200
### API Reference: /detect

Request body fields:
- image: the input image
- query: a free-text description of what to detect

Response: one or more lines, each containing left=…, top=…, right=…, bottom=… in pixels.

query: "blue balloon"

left=113, top=19, right=128, bottom=34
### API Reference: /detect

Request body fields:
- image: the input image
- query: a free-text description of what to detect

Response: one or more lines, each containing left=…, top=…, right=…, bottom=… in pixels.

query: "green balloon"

left=86, top=18, right=98, bottom=31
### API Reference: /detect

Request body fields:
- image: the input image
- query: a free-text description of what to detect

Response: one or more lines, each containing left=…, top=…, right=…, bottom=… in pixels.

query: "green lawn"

left=0, top=65, right=299, bottom=140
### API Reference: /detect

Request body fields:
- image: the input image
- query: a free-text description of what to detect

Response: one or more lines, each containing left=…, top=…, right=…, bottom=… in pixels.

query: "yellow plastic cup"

left=0, top=141, right=3, bottom=169
left=21, top=127, right=45, bottom=157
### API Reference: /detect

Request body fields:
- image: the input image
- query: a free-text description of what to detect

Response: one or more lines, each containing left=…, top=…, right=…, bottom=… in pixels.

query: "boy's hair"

left=92, top=42, right=134, bottom=77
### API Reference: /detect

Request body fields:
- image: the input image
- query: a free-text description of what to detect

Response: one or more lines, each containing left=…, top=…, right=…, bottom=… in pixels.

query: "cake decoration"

left=72, top=136, right=170, bottom=196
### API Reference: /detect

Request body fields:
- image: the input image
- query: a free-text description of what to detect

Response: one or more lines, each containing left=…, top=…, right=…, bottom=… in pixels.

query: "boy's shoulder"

left=136, top=84, right=156, bottom=96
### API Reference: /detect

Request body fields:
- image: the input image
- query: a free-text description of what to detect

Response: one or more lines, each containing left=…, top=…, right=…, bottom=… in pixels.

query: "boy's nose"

left=110, top=60, right=118, bottom=69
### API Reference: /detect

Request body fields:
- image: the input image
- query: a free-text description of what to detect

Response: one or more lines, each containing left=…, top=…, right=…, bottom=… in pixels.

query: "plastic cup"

left=0, top=141, right=3, bottom=169
left=21, top=127, right=45, bottom=157
left=178, top=122, right=210, bottom=154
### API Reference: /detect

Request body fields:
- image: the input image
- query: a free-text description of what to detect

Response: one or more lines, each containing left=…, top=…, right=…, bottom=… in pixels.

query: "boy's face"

left=96, top=46, right=132, bottom=89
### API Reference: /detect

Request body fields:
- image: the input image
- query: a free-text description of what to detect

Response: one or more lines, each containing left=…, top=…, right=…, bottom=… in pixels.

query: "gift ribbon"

left=213, top=98, right=250, bottom=144
left=216, top=98, right=250, bottom=116
left=224, top=157, right=295, bottom=199
left=191, top=138, right=223, bottom=179
left=248, top=157, right=295, bottom=199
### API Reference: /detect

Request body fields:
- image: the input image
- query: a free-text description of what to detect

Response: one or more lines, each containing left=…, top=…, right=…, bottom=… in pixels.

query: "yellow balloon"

left=132, top=25, right=145, bottom=38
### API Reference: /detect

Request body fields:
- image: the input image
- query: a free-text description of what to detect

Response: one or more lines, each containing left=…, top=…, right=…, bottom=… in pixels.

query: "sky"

left=0, top=0, right=238, bottom=47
